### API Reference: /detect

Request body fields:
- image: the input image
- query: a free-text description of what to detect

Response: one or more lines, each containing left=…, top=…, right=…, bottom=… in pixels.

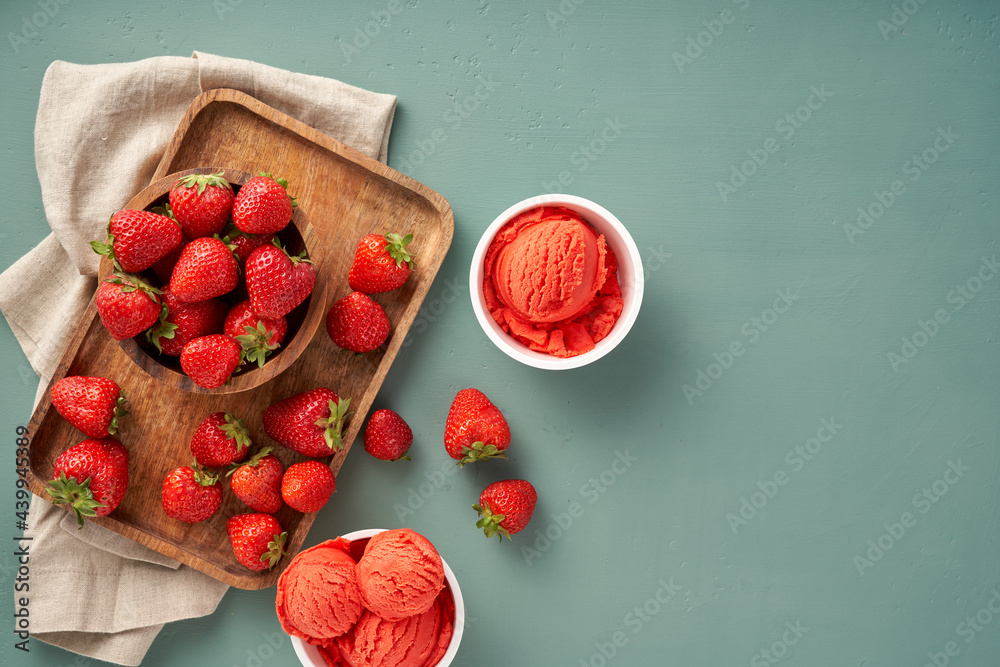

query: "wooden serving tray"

left=25, top=89, right=454, bottom=589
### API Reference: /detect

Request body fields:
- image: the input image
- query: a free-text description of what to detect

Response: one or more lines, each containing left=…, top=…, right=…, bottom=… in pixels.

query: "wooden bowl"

left=97, top=168, right=330, bottom=394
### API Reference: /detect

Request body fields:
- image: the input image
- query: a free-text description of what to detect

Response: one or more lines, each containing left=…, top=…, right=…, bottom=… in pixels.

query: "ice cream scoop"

left=333, top=588, right=455, bottom=667
left=276, top=539, right=363, bottom=645
left=356, top=528, right=445, bottom=622
left=490, top=206, right=608, bottom=323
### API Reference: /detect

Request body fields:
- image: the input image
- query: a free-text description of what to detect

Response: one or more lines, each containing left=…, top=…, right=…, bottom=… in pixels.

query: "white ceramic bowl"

left=290, top=528, right=465, bottom=667
left=470, top=194, right=644, bottom=370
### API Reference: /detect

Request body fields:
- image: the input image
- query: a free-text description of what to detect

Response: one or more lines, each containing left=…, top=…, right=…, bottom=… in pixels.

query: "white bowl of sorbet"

left=290, top=528, right=465, bottom=667
left=471, top=194, right=643, bottom=370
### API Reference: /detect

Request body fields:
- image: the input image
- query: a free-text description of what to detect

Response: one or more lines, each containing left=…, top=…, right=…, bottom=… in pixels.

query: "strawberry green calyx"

left=191, top=466, right=220, bottom=487
left=259, top=172, right=297, bottom=208
left=458, top=441, right=507, bottom=468
left=234, top=322, right=280, bottom=368
left=261, top=531, right=288, bottom=570
left=107, top=392, right=128, bottom=436
left=90, top=218, right=120, bottom=269
left=46, top=472, right=104, bottom=529
left=108, top=272, right=162, bottom=303
left=219, top=412, right=252, bottom=453
left=226, top=446, right=273, bottom=477
left=146, top=302, right=177, bottom=353
left=174, top=171, right=232, bottom=196
left=316, top=398, right=352, bottom=451
left=271, top=237, right=312, bottom=266
left=473, top=501, right=510, bottom=541
left=150, top=202, right=177, bottom=221
left=212, top=233, right=239, bottom=254
left=384, top=232, right=414, bottom=269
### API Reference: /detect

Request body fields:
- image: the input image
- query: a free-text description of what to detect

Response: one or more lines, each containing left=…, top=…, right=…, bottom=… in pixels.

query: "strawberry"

left=263, top=388, right=351, bottom=458
left=146, top=286, right=227, bottom=356
left=231, top=173, right=295, bottom=235
left=222, top=222, right=275, bottom=267
left=325, top=292, right=390, bottom=353
left=363, top=409, right=412, bottom=461
left=444, top=388, right=511, bottom=467
left=190, top=411, right=251, bottom=468
left=245, top=240, right=315, bottom=319
left=51, top=376, right=127, bottom=438
left=281, top=460, right=336, bottom=513
left=95, top=273, right=162, bottom=340
left=474, top=479, right=537, bottom=540
left=91, top=209, right=183, bottom=274
left=226, top=513, right=287, bottom=571
left=180, top=335, right=242, bottom=389
left=161, top=466, right=222, bottom=523
left=47, top=438, right=129, bottom=528
left=228, top=447, right=284, bottom=513
left=168, top=172, right=235, bottom=239
left=169, top=237, right=239, bottom=303
left=224, top=299, right=287, bottom=368
left=348, top=232, right=414, bottom=294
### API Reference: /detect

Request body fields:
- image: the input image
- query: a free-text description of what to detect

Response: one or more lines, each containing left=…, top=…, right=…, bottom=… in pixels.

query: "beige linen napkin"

left=0, top=51, right=396, bottom=666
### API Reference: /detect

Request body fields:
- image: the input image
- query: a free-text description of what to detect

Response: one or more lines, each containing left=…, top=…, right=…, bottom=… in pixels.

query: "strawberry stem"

left=384, top=232, right=414, bottom=268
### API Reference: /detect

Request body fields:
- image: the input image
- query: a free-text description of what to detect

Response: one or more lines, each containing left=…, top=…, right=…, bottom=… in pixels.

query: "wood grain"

left=25, top=89, right=454, bottom=589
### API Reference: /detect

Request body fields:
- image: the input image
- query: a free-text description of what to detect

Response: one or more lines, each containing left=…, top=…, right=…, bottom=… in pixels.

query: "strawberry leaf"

left=219, top=412, right=252, bottom=452
left=316, top=397, right=352, bottom=451
left=458, top=441, right=507, bottom=468
left=384, top=232, right=414, bottom=268
left=145, top=301, right=177, bottom=353
left=107, top=391, right=128, bottom=436
left=46, top=471, right=105, bottom=529
left=261, top=531, right=288, bottom=570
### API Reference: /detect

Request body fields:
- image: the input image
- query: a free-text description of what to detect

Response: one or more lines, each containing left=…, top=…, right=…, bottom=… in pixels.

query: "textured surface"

left=1, top=0, right=999, bottom=665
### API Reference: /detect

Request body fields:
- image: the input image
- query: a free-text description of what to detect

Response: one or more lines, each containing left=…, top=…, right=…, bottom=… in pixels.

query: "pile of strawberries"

left=91, top=171, right=314, bottom=389
left=47, top=372, right=354, bottom=571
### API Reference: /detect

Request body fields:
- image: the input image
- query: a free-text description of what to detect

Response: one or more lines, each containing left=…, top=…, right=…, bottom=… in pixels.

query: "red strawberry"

left=281, top=460, right=336, bottom=513
left=444, top=388, right=511, bottom=467
left=180, top=335, right=242, bottom=389
left=228, top=447, right=284, bottom=513
left=232, top=173, right=294, bottom=234
left=51, top=376, right=127, bottom=438
left=161, top=466, right=222, bottom=523
left=474, top=479, right=537, bottom=539
left=168, top=172, right=235, bottom=239
left=169, top=237, right=239, bottom=303
left=47, top=438, right=129, bottom=528
left=263, top=388, right=351, bottom=458
left=95, top=273, right=162, bottom=340
left=91, top=209, right=182, bottom=273
left=325, top=292, right=390, bottom=353
left=224, top=299, right=287, bottom=368
left=223, top=222, right=275, bottom=267
left=245, top=240, right=315, bottom=319
left=363, top=409, right=412, bottom=461
left=146, top=286, right=228, bottom=356
left=190, top=411, right=252, bottom=468
left=348, top=233, right=414, bottom=294
left=227, top=513, right=287, bottom=571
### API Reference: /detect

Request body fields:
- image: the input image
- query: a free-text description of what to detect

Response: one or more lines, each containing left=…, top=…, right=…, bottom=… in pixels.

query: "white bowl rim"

left=469, top=194, right=644, bottom=370
left=289, top=528, right=465, bottom=667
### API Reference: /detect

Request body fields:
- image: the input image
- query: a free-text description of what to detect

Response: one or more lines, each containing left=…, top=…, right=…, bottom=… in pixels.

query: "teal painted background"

left=2, top=0, right=999, bottom=665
